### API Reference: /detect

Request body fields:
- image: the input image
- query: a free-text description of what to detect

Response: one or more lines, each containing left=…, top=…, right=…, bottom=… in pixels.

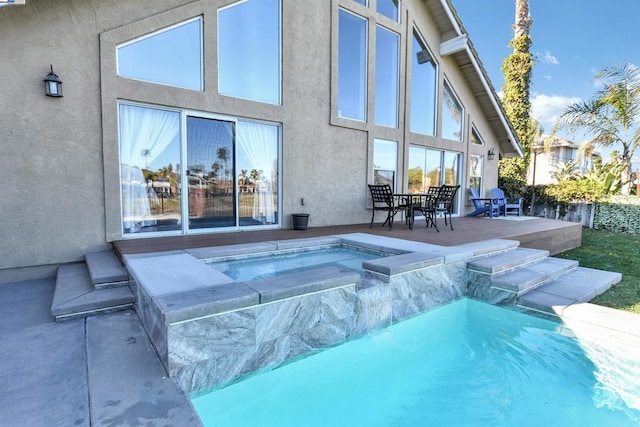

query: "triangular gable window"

left=117, top=17, right=203, bottom=91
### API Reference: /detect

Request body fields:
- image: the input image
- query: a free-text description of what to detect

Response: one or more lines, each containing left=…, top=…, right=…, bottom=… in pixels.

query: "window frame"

left=117, top=100, right=282, bottom=238
left=409, top=28, right=438, bottom=136
left=217, top=0, right=282, bottom=105
left=373, top=138, right=398, bottom=191
left=374, top=25, right=400, bottom=128
left=441, top=79, right=464, bottom=142
left=376, top=0, right=401, bottom=23
left=116, top=16, right=204, bottom=91
left=337, top=7, right=369, bottom=122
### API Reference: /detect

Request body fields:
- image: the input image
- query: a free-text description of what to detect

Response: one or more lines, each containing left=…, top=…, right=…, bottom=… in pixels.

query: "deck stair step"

left=85, top=250, right=129, bottom=289
left=51, top=262, right=134, bottom=322
left=517, top=267, right=622, bottom=315
left=467, top=248, right=550, bottom=276
left=491, top=257, right=579, bottom=295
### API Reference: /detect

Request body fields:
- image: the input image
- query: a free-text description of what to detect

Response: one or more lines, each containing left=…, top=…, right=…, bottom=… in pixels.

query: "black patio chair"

left=435, top=184, right=460, bottom=230
left=413, top=187, right=440, bottom=232
left=368, top=184, right=406, bottom=229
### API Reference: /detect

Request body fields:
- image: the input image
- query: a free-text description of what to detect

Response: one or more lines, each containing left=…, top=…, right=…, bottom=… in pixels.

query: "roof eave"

left=429, top=0, right=524, bottom=158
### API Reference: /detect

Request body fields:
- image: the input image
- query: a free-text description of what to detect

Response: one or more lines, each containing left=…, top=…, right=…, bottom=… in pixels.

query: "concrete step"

left=86, top=312, right=203, bottom=426
left=85, top=250, right=129, bottom=289
left=491, top=257, right=579, bottom=295
left=51, top=263, right=135, bottom=322
left=467, top=247, right=550, bottom=275
left=518, top=267, right=622, bottom=316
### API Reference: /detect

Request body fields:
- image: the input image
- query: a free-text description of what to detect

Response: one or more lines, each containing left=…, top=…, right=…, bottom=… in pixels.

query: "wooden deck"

left=113, top=216, right=582, bottom=260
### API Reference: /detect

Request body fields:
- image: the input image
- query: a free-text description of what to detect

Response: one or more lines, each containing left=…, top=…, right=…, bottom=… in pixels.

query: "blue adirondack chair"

left=491, top=188, right=523, bottom=216
left=467, top=188, right=498, bottom=218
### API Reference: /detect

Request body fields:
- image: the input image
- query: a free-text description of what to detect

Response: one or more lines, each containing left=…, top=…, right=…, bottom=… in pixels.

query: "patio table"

left=393, top=193, right=438, bottom=231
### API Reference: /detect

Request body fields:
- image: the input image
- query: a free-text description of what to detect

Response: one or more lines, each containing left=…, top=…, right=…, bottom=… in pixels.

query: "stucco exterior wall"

left=0, top=0, right=507, bottom=281
left=0, top=0, right=194, bottom=278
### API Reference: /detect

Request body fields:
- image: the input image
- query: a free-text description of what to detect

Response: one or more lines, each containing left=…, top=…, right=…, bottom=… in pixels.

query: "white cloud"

left=543, top=75, right=552, bottom=80
left=539, top=50, right=559, bottom=65
left=530, top=93, right=582, bottom=128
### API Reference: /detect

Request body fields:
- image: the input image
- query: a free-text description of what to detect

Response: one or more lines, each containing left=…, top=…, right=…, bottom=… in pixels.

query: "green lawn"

left=556, top=228, right=640, bottom=314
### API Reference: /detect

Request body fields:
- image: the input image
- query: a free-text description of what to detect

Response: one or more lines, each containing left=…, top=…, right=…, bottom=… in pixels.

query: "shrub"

left=594, top=196, right=640, bottom=233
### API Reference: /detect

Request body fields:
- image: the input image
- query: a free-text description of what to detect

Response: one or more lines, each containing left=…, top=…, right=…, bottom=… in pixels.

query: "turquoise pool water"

left=208, top=245, right=390, bottom=281
left=191, top=299, right=640, bottom=426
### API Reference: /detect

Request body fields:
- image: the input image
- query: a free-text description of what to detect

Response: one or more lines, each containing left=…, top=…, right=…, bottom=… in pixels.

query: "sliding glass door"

left=186, top=116, right=236, bottom=229
left=119, top=102, right=280, bottom=236
left=119, top=104, right=182, bottom=234
left=237, top=121, right=278, bottom=226
left=408, top=145, right=461, bottom=214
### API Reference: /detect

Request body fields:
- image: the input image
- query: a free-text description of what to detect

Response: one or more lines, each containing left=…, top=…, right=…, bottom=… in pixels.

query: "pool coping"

left=123, top=233, right=515, bottom=325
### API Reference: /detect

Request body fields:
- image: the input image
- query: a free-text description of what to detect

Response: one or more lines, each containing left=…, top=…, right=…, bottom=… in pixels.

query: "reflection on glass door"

left=237, top=121, right=279, bottom=226
left=408, top=146, right=441, bottom=193
left=119, top=104, right=280, bottom=236
left=186, top=116, right=236, bottom=229
left=119, top=103, right=182, bottom=234
left=408, top=146, right=461, bottom=214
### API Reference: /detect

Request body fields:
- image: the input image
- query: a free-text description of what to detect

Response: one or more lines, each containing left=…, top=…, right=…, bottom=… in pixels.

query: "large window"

left=338, top=9, right=368, bottom=121
left=410, top=31, right=437, bottom=136
left=408, top=146, right=441, bottom=193
left=237, top=121, right=279, bottom=226
left=119, top=103, right=280, bottom=236
left=119, top=104, right=182, bottom=234
left=469, top=154, right=483, bottom=195
left=375, top=26, right=399, bottom=128
left=408, top=146, right=461, bottom=213
left=442, top=81, right=464, bottom=141
left=373, top=139, right=398, bottom=189
left=117, top=18, right=203, bottom=91
left=218, top=0, right=281, bottom=104
left=470, top=127, right=484, bottom=145
left=377, top=0, right=400, bottom=22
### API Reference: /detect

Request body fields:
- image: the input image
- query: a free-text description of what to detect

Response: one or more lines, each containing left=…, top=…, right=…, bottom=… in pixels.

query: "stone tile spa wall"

left=126, top=235, right=481, bottom=394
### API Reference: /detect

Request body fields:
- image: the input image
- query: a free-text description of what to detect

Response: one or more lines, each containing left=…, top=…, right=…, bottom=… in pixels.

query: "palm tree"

left=550, top=160, right=580, bottom=182
left=556, top=64, right=640, bottom=194
left=238, top=169, right=248, bottom=190
left=217, top=147, right=230, bottom=184
left=250, top=169, right=261, bottom=183
left=141, top=148, right=152, bottom=169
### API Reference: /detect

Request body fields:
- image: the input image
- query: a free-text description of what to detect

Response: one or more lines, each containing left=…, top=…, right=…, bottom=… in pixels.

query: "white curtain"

left=237, top=121, right=278, bottom=224
left=119, top=104, right=180, bottom=231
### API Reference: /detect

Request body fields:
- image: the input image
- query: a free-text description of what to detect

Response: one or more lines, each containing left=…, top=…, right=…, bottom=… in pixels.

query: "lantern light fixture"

left=44, top=65, right=63, bottom=97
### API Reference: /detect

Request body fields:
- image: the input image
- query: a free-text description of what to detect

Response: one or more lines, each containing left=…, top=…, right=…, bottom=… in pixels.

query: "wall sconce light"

left=44, top=65, right=63, bottom=97
left=487, top=148, right=495, bottom=160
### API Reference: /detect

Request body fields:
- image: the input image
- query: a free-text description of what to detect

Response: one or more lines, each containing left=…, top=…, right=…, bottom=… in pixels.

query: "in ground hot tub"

left=208, top=244, right=395, bottom=281
left=125, top=234, right=473, bottom=393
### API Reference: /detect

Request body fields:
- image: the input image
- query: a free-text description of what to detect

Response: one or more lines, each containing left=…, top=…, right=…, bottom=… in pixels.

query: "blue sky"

left=452, top=0, right=640, bottom=167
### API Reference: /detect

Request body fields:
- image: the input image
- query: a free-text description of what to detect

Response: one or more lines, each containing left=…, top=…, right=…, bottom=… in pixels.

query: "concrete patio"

left=0, top=278, right=202, bottom=427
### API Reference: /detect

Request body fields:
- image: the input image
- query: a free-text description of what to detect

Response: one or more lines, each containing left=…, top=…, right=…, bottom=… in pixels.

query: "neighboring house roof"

left=533, top=135, right=580, bottom=150
left=533, top=134, right=601, bottom=158
left=426, top=0, right=523, bottom=157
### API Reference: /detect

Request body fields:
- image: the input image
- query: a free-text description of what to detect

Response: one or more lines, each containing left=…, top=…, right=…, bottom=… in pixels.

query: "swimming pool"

left=208, top=245, right=394, bottom=281
left=191, top=298, right=640, bottom=426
